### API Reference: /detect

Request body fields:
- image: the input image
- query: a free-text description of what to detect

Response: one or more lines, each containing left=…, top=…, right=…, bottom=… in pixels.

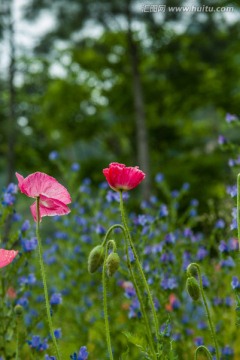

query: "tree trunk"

left=126, top=6, right=151, bottom=198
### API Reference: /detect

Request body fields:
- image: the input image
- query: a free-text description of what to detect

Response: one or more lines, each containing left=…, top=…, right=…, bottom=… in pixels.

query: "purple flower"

left=50, top=293, right=62, bottom=305
left=226, top=113, right=238, bottom=123
left=231, top=276, right=240, bottom=290
left=228, top=159, right=235, bottom=167
left=194, top=337, right=203, bottom=346
left=215, top=219, right=225, bottom=229
left=28, top=335, right=48, bottom=351
left=161, top=276, right=178, bottom=290
left=222, top=345, right=234, bottom=355
left=95, top=224, right=105, bottom=235
left=219, top=240, right=229, bottom=253
left=21, top=237, right=38, bottom=252
left=21, top=220, right=30, bottom=232
left=218, top=134, right=227, bottom=145
left=202, top=275, right=210, bottom=288
left=196, top=247, right=208, bottom=261
left=54, top=328, right=62, bottom=339
left=71, top=163, right=80, bottom=172
left=159, top=204, right=168, bottom=217
left=226, top=185, right=237, bottom=198
left=155, top=173, right=164, bottom=183
left=165, top=233, right=176, bottom=244
left=220, top=257, right=235, bottom=268
left=49, top=151, right=59, bottom=160
left=70, top=346, right=89, bottom=360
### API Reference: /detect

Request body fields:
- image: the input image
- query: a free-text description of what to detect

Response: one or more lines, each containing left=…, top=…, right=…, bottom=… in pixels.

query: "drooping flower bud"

left=186, top=276, right=200, bottom=301
left=14, top=304, right=23, bottom=317
left=88, top=245, right=104, bottom=274
left=106, top=252, right=120, bottom=277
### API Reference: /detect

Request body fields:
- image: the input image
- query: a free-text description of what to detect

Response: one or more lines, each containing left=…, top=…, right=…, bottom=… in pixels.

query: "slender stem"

left=187, top=263, right=220, bottom=360
left=237, top=174, right=240, bottom=250
left=36, top=197, right=61, bottom=360
left=102, top=243, right=114, bottom=360
left=101, top=224, right=125, bottom=247
left=0, top=277, right=6, bottom=358
left=123, top=228, right=157, bottom=359
left=194, top=346, right=213, bottom=360
left=119, top=191, right=160, bottom=351
left=15, top=325, right=19, bottom=360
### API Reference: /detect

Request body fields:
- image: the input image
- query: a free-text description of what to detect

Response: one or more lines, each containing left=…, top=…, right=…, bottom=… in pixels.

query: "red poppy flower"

left=16, top=172, right=71, bottom=222
left=0, top=249, right=18, bottom=268
left=103, top=163, right=145, bottom=191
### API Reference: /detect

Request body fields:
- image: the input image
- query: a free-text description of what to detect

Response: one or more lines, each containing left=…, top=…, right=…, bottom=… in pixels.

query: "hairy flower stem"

left=187, top=263, right=220, bottom=360
left=124, top=230, right=157, bottom=359
left=194, top=345, right=213, bottom=360
left=237, top=174, right=240, bottom=250
left=119, top=191, right=160, bottom=353
left=102, top=242, right=114, bottom=360
left=36, top=197, right=61, bottom=360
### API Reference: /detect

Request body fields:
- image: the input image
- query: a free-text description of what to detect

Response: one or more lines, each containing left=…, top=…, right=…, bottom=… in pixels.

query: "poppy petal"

left=16, top=172, right=71, bottom=204
left=30, top=195, right=71, bottom=222
left=0, top=249, right=18, bottom=268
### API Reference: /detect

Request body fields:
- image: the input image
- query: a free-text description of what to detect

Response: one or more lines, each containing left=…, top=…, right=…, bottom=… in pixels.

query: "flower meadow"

left=1, top=121, right=240, bottom=359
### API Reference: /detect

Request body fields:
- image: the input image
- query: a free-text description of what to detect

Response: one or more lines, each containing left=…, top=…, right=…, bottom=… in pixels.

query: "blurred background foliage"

left=1, top=0, right=240, bottom=208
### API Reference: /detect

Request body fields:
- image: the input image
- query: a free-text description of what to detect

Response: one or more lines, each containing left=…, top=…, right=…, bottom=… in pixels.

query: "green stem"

left=194, top=345, right=213, bottom=360
left=187, top=263, right=220, bottom=360
left=101, top=224, right=125, bottom=247
left=15, top=325, right=19, bottom=360
left=102, top=243, right=114, bottom=360
left=36, top=197, right=61, bottom=360
left=123, top=229, right=157, bottom=359
left=0, top=277, right=6, bottom=358
left=119, top=191, right=160, bottom=352
left=237, top=174, right=240, bottom=250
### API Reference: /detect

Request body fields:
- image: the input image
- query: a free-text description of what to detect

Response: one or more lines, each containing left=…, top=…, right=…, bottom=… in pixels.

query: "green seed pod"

left=106, top=252, right=120, bottom=277
left=88, top=245, right=104, bottom=274
left=186, top=276, right=200, bottom=301
left=14, top=304, right=23, bottom=317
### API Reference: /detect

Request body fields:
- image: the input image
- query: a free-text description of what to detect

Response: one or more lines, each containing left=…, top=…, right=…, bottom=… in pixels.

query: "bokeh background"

left=1, top=0, right=240, bottom=205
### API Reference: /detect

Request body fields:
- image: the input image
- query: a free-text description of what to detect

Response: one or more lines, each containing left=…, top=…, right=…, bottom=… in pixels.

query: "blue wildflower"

left=194, top=337, right=204, bottom=346
left=196, top=247, right=208, bottom=261
left=215, top=219, right=225, bottom=229
left=21, top=237, right=38, bottom=252
left=28, top=335, right=48, bottom=351
left=21, top=220, right=30, bottom=232
left=218, top=134, right=227, bottom=145
left=222, top=345, right=234, bottom=355
left=226, top=113, right=238, bottom=123
left=70, top=346, right=89, bottom=360
left=71, top=163, right=80, bottom=172
left=226, top=185, right=237, bottom=198
left=159, top=204, right=168, bottom=217
left=155, top=173, right=164, bottom=183
left=231, top=276, right=240, bottom=290
left=54, top=329, right=62, bottom=339
left=49, top=151, right=59, bottom=160
left=50, top=293, right=62, bottom=305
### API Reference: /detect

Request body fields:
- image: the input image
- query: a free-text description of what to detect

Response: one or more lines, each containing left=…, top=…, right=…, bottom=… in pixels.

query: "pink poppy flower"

left=16, top=172, right=71, bottom=222
left=0, top=249, right=18, bottom=268
left=103, top=162, right=145, bottom=191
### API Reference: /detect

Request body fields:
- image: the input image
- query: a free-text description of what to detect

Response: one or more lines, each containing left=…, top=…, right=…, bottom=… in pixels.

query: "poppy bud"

left=88, top=245, right=104, bottom=274
left=186, top=276, right=200, bottom=301
left=106, top=252, right=120, bottom=277
left=14, top=304, right=23, bottom=316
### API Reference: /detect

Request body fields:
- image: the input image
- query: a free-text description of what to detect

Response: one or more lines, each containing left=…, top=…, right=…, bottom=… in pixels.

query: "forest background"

left=1, top=0, right=240, bottom=209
